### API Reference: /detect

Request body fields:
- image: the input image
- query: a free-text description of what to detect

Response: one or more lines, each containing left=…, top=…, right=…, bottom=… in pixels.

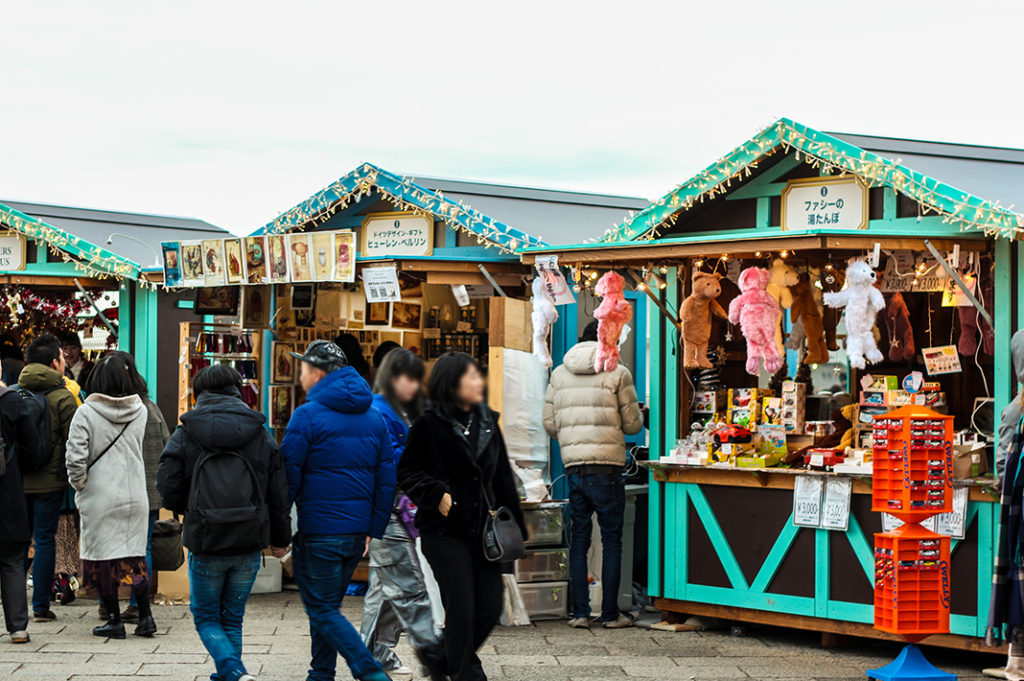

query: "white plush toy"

left=766, top=258, right=798, bottom=356
left=823, top=260, right=885, bottom=369
left=531, top=276, right=558, bottom=367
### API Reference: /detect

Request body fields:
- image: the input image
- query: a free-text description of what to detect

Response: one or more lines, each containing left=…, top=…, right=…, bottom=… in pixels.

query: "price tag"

left=821, top=477, right=852, bottom=531
left=456, top=321, right=472, bottom=332
left=619, top=323, right=631, bottom=346
left=423, top=327, right=441, bottom=339
left=810, top=453, right=824, bottom=467
left=933, top=487, right=968, bottom=540
left=793, top=476, right=823, bottom=528
left=451, top=285, right=470, bottom=307
left=870, top=243, right=881, bottom=268
left=881, top=513, right=903, bottom=532
left=860, top=374, right=875, bottom=391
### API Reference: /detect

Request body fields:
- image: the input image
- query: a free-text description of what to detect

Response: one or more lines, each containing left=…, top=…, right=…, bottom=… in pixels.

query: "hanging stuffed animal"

left=790, top=272, right=830, bottom=365
left=823, top=261, right=885, bottom=369
left=593, top=271, right=632, bottom=373
left=766, top=258, right=798, bottom=355
left=958, top=255, right=994, bottom=356
left=530, top=276, right=558, bottom=367
left=680, top=270, right=728, bottom=369
left=883, top=292, right=915, bottom=362
left=728, top=267, right=783, bottom=375
left=820, top=263, right=845, bottom=351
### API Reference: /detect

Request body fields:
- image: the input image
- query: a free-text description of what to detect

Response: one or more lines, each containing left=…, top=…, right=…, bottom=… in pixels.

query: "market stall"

left=522, top=118, right=1023, bottom=649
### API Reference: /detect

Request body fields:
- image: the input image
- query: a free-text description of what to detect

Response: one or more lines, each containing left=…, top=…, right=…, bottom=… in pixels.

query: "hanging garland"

left=0, top=286, right=96, bottom=343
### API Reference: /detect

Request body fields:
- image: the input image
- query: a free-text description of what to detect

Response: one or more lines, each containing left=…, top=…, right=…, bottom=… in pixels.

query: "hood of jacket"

left=308, top=365, right=372, bottom=414
left=84, top=393, right=146, bottom=424
left=1013, top=330, right=1024, bottom=384
left=18, top=363, right=65, bottom=391
left=563, top=342, right=598, bottom=376
left=181, top=389, right=267, bottom=450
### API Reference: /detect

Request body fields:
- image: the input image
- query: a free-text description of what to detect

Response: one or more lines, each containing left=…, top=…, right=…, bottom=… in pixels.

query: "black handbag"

left=481, top=484, right=525, bottom=563
left=151, top=517, right=185, bottom=572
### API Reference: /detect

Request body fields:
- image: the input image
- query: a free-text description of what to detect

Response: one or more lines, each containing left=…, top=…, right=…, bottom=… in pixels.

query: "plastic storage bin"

left=515, top=549, right=569, bottom=583
left=519, top=580, right=569, bottom=620
left=523, top=507, right=564, bottom=547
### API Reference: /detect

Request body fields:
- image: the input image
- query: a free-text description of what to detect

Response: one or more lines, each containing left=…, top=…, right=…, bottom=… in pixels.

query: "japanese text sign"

left=362, top=265, right=402, bottom=303
left=534, top=255, right=576, bottom=306
left=781, top=176, right=867, bottom=231
left=361, top=212, right=433, bottom=258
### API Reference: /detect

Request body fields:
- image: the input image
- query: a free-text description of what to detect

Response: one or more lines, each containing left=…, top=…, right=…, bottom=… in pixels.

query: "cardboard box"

left=736, top=453, right=785, bottom=468
left=692, top=389, right=727, bottom=415
left=755, top=423, right=788, bottom=459
left=780, top=382, right=806, bottom=434
left=860, top=390, right=887, bottom=407
left=865, top=375, right=899, bottom=391
left=886, top=390, right=912, bottom=407
left=727, top=388, right=774, bottom=428
left=761, top=397, right=783, bottom=425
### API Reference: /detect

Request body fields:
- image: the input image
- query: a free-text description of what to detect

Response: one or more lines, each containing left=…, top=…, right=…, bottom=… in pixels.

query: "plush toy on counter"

left=681, top=270, right=729, bottom=369
left=820, top=263, right=845, bottom=351
left=823, top=260, right=886, bottom=369
left=766, top=258, right=798, bottom=355
left=728, top=267, right=783, bottom=376
left=530, top=276, right=558, bottom=367
left=593, top=270, right=632, bottom=373
left=883, top=291, right=915, bottom=362
left=790, top=271, right=830, bottom=365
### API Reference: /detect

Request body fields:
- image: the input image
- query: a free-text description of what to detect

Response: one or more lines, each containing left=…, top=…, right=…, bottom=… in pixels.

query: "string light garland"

left=602, top=118, right=1024, bottom=243
left=259, top=163, right=548, bottom=255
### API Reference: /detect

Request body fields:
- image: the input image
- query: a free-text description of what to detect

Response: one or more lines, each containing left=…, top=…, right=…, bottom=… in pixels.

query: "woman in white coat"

left=65, top=351, right=154, bottom=639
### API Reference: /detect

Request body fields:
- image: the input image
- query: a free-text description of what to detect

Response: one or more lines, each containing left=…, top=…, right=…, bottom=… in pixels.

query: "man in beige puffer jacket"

left=543, top=322, right=642, bottom=630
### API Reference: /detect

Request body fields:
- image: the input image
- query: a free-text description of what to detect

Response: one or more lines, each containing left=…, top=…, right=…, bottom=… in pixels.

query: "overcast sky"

left=1, top=1, right=1019, bottom=236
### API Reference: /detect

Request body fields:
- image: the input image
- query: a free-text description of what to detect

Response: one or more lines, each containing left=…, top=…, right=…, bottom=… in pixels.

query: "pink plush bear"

left=728, top=267, right=783, bottom=376
left=593, top=271, right=632, bottom=373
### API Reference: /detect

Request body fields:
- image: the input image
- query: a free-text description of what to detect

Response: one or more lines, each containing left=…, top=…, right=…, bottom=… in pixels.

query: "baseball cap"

left=290, top=340, right=348, bottom=372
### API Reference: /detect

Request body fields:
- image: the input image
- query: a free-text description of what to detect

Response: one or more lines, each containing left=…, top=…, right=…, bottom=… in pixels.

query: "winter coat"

left=0, top=387, right=41, bottom=543
left=542, top=341, right=643, bottom=469
left=19, top=363, right=78, bottom=494
left=142, top=399, right=171, bottom=511
left=65, top=394, right=148, bottom=561
left=157, top=389, right=291, bottom=553
left=997, top=330, right=1024, bottom=481
left=398, top=405, right=526, bottom=541
left=281, top=366, right=395, bottom=538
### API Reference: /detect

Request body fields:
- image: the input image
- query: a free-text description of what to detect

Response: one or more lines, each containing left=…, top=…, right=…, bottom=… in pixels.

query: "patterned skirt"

left=81, top=557, right=148, bottom=594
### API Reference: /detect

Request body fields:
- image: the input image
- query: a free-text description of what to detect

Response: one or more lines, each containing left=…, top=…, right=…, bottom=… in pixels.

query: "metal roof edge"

left=410, top=175, right=649, bottom=209
left=0, top=199, right=225, bottom=232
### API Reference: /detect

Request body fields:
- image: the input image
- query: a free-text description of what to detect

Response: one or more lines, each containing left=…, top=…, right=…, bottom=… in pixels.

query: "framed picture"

left=334, top=231, right=356, bottom=283
left=391, top=301, right=422, bottom=330
left=402, top=331, right=422, bottom=356
left=288, top=233, right=314, bottom=282
left=311, top=231, right=334, bottom=281
left=179, top=241, right=204, bottom=287
left=366, top=301, right=390, bottom=325
left=224, top=238, right=244, bottom=285
left=202, top=239, right=226, bottom=286
left=243, top=286, right=269, bottom=327
left=161, top=242, right=182, bottom=287
left=294, top=309, right=315, bottom=327
left=266, top=235, right=289, bottom=283
left=195, top=287, right=240, bottom=316
left=291, top=284, right=315, bottom=311
left=244, top=236, right=268, bottom=284
left=271, top=342, right=295, bottom=383
left=271, top=385, right=293, bottom=428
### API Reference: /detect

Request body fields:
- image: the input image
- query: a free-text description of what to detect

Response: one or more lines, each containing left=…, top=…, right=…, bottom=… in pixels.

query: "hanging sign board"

left=781, top=176, right=868, bottom=231
left=880, top=252, right=948, bottom=292
left=933, top=487, right=968, bottom=540
left=362, top=265, right=402, bottom=303
left=821, top=477, right=852, bottom=531
left=361, top=212, right=433, bottom=258
left=922, top=345, right=962, bottom=375
left=451, top=285, right=470, bottom=307
left=793, top=475, right=824, bottom=527
left=0, top=233, right=26, bottom=271
left=534, top=255, right=576, bottom=306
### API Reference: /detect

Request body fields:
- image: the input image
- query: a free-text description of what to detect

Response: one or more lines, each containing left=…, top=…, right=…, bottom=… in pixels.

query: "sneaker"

left=121, top=605, right=139, bottom=623
left=602, top=613, right=636, bottom=629
left=238, top=676, right=257, bottom=681
left=392, top=665, right=413, bottom=675
left=567, top=617, right=591, bottom=629
left=32, top=611, right=56, bottom=623
left=10, top=631, right=29, bottom=644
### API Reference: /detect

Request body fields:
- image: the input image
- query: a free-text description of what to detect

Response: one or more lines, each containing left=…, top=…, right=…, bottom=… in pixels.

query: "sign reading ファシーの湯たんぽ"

left=781, top=176, right=868, bottom=231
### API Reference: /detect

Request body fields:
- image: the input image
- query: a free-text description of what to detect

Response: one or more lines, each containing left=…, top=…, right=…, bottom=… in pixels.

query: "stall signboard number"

left=0, top=233, right=25, bottom=271
left=534, top=255, right=576, bottom=306
left=922, top=345, right=962, bottom=375
left=362, top=266, right=401, bottom=303
left=793, top=475, right=824, bottom=527
left=821, top=477, right=852, bottom=531
left=451, top=284, right=470, bottom=307
left=361, top=213, right=433, bottom=258
left=781, top=176, right=867, bottom=231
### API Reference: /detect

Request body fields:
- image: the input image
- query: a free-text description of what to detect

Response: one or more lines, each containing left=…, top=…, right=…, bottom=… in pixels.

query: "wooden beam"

left=522, top=236, right=826, bottom=265
left=397, top=260, right=526, bottom=275
left=425, top=272, right=521, bottom=287
left=0, top=274, right=111, bottom=288
left=819, top=235, right=990, bottom=253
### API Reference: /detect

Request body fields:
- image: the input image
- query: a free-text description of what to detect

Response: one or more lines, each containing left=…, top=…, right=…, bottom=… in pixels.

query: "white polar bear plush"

left=823, top=260, right=885, bottom=369
left=531, top=276, right=558, bottom=367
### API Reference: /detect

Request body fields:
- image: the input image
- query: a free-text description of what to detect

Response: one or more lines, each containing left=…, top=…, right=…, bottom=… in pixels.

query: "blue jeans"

left=129, top=511, right=158, bottom=607
left=292, top=533, right=381, bottom=681
left=568, top=472, right=625, bottom=621
left=188, top=551, right=262, bottom=681
left=24, top=491, right=64, bottom=613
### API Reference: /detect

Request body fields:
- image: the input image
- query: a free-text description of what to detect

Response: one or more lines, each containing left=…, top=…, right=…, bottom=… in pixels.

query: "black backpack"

left=185, top=432, right=267, bottom=555
left=13, top=386, right=56, bottom=473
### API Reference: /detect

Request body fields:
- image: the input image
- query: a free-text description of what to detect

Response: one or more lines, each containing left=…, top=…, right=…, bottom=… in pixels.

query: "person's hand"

left=270, top=546, right=288, bottom=559
left=363, top=536, right=371, bottom=558
left=439, top=493, right=453, bottom=517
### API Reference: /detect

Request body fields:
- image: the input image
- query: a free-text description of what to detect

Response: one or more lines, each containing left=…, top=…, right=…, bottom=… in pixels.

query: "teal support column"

left=994, top=239, right=1013, bottom=431
left=132, top=284, right=160, bottom=394
left=117, top=281, right=132, bottom=355
left=549, top=300, right=578, bottom=500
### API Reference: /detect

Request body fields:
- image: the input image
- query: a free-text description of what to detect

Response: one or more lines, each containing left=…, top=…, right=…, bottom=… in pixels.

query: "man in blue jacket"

left=281, top=341, right=395, bottom=681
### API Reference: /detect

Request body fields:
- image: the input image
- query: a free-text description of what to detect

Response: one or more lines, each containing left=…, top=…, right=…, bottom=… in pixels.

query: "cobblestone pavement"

left=0, top=591, right=1003, bottom=680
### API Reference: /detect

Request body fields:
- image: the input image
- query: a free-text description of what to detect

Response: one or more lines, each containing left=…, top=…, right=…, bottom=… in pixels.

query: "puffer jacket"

left=543, top=341, right=643, bottom=469
left=281, top=366, right=395, bottom=538
left=19, top=363, right=78, bottom=494
left=997, top=329, right=1024, bottom=481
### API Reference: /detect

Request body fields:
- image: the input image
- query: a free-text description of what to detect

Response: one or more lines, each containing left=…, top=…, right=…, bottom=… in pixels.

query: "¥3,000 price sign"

left=793, top=475, right=824, bottom=527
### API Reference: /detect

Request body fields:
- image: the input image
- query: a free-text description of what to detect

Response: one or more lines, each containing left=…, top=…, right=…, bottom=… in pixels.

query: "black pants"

left=420, top=533, right=503, bottom=681
left=0, top=540, right=29, bottom=633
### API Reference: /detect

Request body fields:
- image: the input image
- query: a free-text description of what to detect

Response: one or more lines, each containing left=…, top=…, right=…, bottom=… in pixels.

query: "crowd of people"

left=0, top=322, right=644, bottom=681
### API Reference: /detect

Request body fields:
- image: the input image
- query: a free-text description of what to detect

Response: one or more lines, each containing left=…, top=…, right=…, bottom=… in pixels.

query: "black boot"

left=414, top=641, right=448, bottom=681
left=133, top=592, right=156, bottom=637
left=93, top=597, right=125, bottom=639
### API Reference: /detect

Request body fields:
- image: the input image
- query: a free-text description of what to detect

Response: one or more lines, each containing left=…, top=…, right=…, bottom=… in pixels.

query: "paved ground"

left=0, top=591, right=1005, bottom=680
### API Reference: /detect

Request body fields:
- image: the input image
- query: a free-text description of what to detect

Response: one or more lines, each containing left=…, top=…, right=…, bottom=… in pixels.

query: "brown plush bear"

left=790, top=272, right=830, bottom=365
left=681, top=270, right=728, bottom=369
left=820, top=263, right=845, bottom=351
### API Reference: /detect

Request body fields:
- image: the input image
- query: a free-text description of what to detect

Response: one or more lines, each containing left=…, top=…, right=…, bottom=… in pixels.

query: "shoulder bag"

left=481, top=482, right=525, bottom=563
left=87, top=422, right=130, bottom=471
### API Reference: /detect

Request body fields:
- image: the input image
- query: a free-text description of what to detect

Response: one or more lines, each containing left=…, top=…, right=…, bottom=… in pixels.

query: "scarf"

left=987, top=413, right=1024, bottom=645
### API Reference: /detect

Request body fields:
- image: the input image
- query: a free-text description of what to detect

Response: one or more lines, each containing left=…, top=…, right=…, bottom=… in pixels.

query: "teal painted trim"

left=664, top=268, right=680, bottom=450
left=750, top=517, right=800, bottom=592
left=756, top=197, right=770, bottom=228
left=356, top=252, right=517, bottom=264
left=952, top=614, right=980, bottom=637
left=883, top=188, right=897, bottom=220
left=624, top=289, right=647, bottom=447
left=843, top=512, right=875, bottom=583
left=686, top=584, right=816, bottom=616
left=975, top=501, right=994, bottom=637
left=133, top=285, right=159, bottom=396
left=663, top=483, right=682, bottom=600
left=647, top=288, right=665, bottom=598
left=117, top=282, right=132, bottom=354
left=814, top=529, right=829, bottom=618
left=15, top=262, right=96, bottom=276
left=754, top=155, right=804, bottom=184
left=445, top=225, right=457, bottom=248
left=688, top=485, right=748, bottom=590
left=176, top=300, right=195, bottom=309
left=827, top=600, right=872, bottom=623
left=994, top=239, right=1013, bottom=421
left=728, top=182, right=786, bottom=201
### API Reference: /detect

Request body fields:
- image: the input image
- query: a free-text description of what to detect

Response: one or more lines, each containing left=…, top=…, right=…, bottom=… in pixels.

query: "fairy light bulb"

left=780, top=250, right=789, bottom=258
left=721, top=254, right=729, bottom=262
left=589, top=271, right=598, bottom=280
left=754, top=251, right=762, bottom=257
left=694, top=259, right=704, bottom=268
left=659, top=265, right=669, bottom=275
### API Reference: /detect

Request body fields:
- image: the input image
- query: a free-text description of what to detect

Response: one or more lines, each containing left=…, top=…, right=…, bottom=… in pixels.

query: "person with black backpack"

left=157, top=364, right=290, bottom=681
left=17, top=333, right=78, bottom=623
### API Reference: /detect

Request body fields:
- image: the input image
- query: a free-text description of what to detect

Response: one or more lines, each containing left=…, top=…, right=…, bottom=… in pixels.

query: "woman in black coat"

left=397, top=352, right=525, bottom=681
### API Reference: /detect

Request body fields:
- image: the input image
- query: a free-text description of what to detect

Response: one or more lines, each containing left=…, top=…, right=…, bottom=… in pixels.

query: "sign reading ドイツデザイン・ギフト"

left=361, top=212, right=433, bottom=258
left=781, top=176, right=868, bottom=230
left=0, top=233, right=26, bottom=271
